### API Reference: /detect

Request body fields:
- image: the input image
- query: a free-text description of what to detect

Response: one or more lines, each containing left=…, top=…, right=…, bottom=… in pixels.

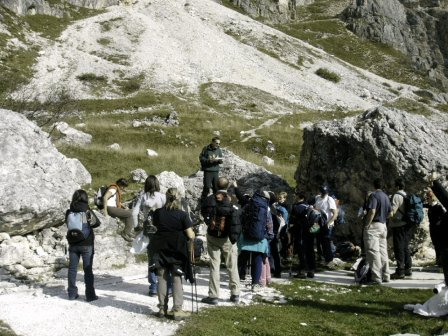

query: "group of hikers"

left=64, top=136, right=448, bottom=320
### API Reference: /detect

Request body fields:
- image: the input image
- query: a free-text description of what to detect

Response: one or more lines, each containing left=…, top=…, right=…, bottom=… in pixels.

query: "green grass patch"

left=97, top=37, right=112, bottom=46
left=315, top=67, right=341, bottom=83
left=77, top=73, right=108, bottom=82
left=384, top=97, right=432, bottom=117
left=177, top=281, right=448, bottom=336
left=113, top=74, right=145, bottom=94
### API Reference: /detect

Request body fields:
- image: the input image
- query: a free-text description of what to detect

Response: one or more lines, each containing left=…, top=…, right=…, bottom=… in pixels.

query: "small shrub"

left=97, top=37, right=112, bottom=46
left=315, top=67, right=341, bottom=83
left=76, top=73, right=107, bottom=82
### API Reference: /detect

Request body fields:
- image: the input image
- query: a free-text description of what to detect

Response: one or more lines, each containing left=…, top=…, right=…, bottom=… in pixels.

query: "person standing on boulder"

left=199, top=137, right=223, bottom=201
left=103, top=178, right=135, bottom=242
left=363, top=178, right=391, bottom=284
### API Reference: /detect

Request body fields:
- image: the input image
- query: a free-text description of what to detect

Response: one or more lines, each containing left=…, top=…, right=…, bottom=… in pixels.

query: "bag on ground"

left=94, top=185, right=109, bottom=210
left=354, top=256, right=372, bottom=284
left=241, top=192, right=269, bottom=241
left=66, top=211, right=91, bottom=244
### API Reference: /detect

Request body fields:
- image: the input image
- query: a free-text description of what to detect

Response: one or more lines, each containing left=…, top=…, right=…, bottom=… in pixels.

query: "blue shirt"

left=367, top=190, right=391, bottom=224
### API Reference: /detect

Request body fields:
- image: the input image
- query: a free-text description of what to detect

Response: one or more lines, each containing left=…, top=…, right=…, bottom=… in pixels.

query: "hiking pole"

left=190, top=239, right=195, bottom=314
left=289, top=238, right=294, bottom=278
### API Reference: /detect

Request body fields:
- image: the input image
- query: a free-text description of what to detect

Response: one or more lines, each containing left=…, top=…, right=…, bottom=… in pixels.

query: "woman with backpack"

left=150, top=188, right=195, bottom=321
left=65, top=189, right=100, bottom=302
left=132, top=175, right=167, bottom=297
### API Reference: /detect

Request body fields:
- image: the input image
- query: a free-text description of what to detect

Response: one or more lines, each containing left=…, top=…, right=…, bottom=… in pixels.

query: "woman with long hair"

left=66, top=189, right=100, bottom=302
left=132, top=175, right=166, bottom=296
left=151, top=188, right=195, bottom=321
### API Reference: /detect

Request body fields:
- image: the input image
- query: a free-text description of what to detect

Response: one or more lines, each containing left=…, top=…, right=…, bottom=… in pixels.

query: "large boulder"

left=0, top=109, right=91, bottom=236
left=0, top=0, right=119, bottom=15
left=295, top=106, right=448, bottom=244
left=342, top=0, right=448, bottom=89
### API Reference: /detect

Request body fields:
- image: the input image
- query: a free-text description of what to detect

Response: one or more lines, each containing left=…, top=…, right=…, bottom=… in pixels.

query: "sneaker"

left=68, top=294, right=79, bottom=300
left=382, top=278, right=390, bottom=283
left=148, top=291, right=157, bottom=297
left=230, top=294, right=240, bottom=303
left=86, top=295, right=99, bottom=302
left=390, top=272, right=405, bottom=280
left=405, top=269, right=413, bottom=276
left=172, top=309, right=191, bottom=321
left=201, top=297, right=218, bottom=305
left=251, top=284, right=262, bottom=292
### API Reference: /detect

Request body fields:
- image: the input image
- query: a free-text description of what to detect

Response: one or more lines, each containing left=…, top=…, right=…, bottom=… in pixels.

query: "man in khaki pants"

left=200, top=177, right=241, bottom=305
left=363, top=178, right=392, bottom=284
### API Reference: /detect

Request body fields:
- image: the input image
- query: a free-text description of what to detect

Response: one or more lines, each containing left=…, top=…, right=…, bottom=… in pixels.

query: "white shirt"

left=314, top=194, right=337, bottom=224
left=132, top=191, right=166, bottom=227
left=106, top=187, right=118, bottom=207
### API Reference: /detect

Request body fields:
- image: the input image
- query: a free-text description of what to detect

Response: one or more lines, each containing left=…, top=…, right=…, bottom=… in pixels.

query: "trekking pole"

left=289, top=238, right=294, bottom=278
left=190, top=239, right=195, bottom=314
left=193, top=262, right=198, bottom=313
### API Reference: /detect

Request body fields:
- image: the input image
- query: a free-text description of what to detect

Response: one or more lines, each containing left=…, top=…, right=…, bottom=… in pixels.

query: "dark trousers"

left=202, top=171, right=219, bottom=198
left=442, top=247, right=448, bottom=285
left=68, top=245, right=96, bottom=300
left=238, top=251, right=263, bottom=285
left=318, top=225, right=334, bottom=263
left=430, top=224, right=443, bottom=264
left=392, top=225, right=412, bottom=273
left=300, top=231, right=317, bottom=272
left=269, top=238, right=281, bottom=277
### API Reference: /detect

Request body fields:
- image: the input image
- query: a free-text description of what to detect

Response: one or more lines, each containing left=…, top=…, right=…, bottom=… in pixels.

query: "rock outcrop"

left=342, top=0, right=448, bottom=89
left=0, top=109, right=91, bottom=236
left=229, top=0, right=314, bottom=22
left=295, top=106, right=448, bottom=246
left=0, top=0, right=118, bottom=15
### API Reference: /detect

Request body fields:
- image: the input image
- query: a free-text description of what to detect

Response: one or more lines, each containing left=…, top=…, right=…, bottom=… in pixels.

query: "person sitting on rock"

left=103, top=178, right=135, bottom=242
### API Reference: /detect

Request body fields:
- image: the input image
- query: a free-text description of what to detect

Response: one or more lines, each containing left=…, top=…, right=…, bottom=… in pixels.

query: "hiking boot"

left=306, top=272, right=315, bottom=278
left=390, top=272, right=405, bottom=280
left=293, top=272, right=306, bottom=279
left=201, top=297, right=218, bottom=305
left=120, top=232, right=134, bottom=242
left=154, top=307, right=166, bottom=318
left=86, top=295, right=99, bottom=302
left=230, top=294, right=240, bottom=304
left=172, top=309, right=191, bottom=321
left=68, top=294, right=79, bottom=300
left=405, top=269, right=413, bottom=277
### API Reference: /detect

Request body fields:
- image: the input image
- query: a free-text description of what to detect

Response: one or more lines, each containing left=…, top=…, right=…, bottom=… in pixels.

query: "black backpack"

left=354, top=257, right=372, bottom=284
left=306, top=208, right=327, bottom=234
left=241, top=192, right=269, bottom=241
left=94, top=185, right=109, bottom=210
left=203, top=192, right=238, bottom=240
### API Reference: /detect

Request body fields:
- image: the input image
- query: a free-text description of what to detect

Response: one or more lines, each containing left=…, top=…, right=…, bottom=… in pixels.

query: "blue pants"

left=238, top=251, right=263, bottom=285
left=68, top=245, right=96, bottom=300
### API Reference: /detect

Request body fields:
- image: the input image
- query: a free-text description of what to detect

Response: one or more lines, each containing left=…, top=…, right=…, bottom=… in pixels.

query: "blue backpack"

left=66, top=211, right=91, bottom=243
left=242, top=192, right=269, bottom=241
left=397, top=192, right=424, bottom=226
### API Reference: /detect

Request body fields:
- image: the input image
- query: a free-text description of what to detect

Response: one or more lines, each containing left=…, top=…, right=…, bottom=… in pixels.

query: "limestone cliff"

left=342, top=0, right=448, bottom=89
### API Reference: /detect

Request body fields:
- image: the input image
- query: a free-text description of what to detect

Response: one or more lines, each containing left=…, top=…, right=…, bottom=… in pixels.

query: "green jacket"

left=199, top=145, right=223, bottom=172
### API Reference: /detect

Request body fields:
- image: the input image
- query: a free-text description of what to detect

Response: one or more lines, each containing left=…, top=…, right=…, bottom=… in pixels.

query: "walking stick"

left=190, top=239, right=195, bottom=313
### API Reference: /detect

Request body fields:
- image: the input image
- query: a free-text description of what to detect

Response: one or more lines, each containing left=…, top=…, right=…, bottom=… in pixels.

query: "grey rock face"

left=0, top=109, right=91, bottom=235
left=342, top=0, right=448, bottom=88
left=0, top=0, right=119, bottom=15
left=230, top=0, right=313, bottom=23
left=295, top=106, right=448, bottom=242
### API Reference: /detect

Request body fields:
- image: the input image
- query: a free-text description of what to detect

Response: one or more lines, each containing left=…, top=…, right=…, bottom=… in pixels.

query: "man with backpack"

left=389, top=178, right=413, bottom=279
left=199, top=137, right=223, bottom=201
left=364, top=177, right=391, bottom=284
left=201, top=177, right=241, bottom=305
